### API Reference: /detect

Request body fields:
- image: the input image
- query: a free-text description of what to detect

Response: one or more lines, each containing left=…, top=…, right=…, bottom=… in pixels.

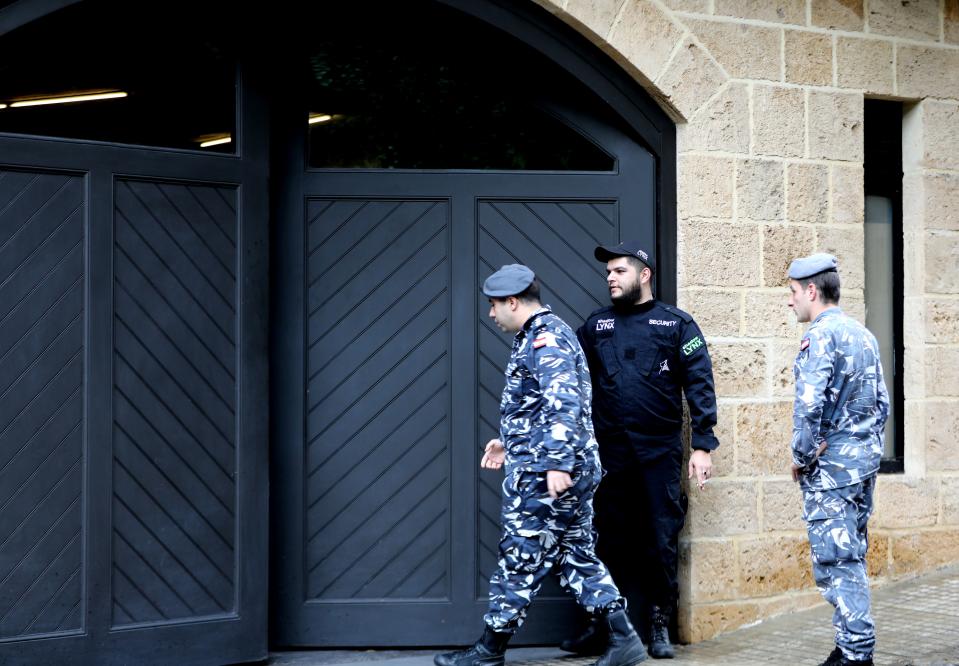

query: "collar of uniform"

left=811, top=305, right=843, bottom=326
left=520, top=305, right=553, bottom=334
left=612, top=299, right=657, bottom=314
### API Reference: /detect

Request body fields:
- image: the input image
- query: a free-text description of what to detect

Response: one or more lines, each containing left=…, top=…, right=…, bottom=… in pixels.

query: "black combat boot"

left=594, top=609, right=648, bottom=666
left=818, top=647, right=843, bottom=666
left=434, top=626, right=510, bottom=666
left=817, top=646, right=873, bottom=666
left=648, top=606, right=674, bottom=659
left=560, top=616, right=608, bottom=656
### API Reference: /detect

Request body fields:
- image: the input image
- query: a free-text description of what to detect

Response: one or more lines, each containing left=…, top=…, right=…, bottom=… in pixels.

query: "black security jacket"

left=577, top=299, right=719, bottom=469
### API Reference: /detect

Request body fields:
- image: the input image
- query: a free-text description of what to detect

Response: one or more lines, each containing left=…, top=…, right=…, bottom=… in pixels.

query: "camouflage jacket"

left=499, top=306, right=600, bottom=474
left=792, top=307, right=889, bottom=491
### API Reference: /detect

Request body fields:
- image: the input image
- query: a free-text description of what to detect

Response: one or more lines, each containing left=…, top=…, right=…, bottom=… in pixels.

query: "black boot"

left=594, top=609, right=648, bottom=666
left=817, top=646, right=873, bottom=666
left=648, top=606, right=674, bottom=659
left=818, top=647, right=843, bottom=666
left=434, top=626, right=510, bottom=666
left=560, top=616, right=608, bottom=656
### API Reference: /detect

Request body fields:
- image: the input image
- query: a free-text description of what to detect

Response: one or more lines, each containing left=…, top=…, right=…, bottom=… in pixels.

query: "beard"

left=611, top=280, right=644, bottom=304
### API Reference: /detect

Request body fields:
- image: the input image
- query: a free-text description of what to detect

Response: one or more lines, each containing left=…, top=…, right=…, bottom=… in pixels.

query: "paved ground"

left=268, top=565, right=959, bottom=666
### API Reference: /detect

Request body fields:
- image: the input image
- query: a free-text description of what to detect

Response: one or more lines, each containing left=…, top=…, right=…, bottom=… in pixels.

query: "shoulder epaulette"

left=661, top=303, right=693, bottom=323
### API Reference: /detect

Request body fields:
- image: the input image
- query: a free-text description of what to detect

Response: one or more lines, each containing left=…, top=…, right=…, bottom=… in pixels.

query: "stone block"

left=841, top=290, right=865, bottom=324
left=772, top=340, right=801, bottom=398
left=711, top=402, right=736, bottom=477
left=679, top=220, right=760, bottom=287
left=710, top=341, right=767, bottom=398
left=831, top=164, right=865, bottom=226
left=891, top=529, right=959, bottom=575
left=866, top=534, right=890, bottom=578
left=684, top=539, right=740, bottom=603
left=661, top=0, right=709, bottom=9
left=563, top=0, right=625, bottom=42
left=811, top=0, right=865, bottom=31
left=836, top=37, right=894, bottom=95
left=737, top=159, right=785, bottom=222
left=868, top=0, right=940, bottom=41
left=736, top=401, right=794, bottom=476
left=714, top=0, right=805, bottom=24
left=759, top=589, right=828, bottom=617
left=787, top=162, right=829, bottom=225
left=762, top=478, right=805, bottom=531
left=925, top=230, right=959, bottom=294
left=682, top=601, right=762, bottom=643
left=739, top=536, right=813, bottom=596
left=873, top=477, right=939, bottom=529
left=678, top=154, right=735, bottom=219
left=764, top=224, right=815, bottom=287
left=685, top=479, right=760, bottom=537
left=816, top=224, right=865, bottom=290
left=923, top=171, right=959, bottom=232
left=926, top=297, right=959, bottom=344
left=682, top=83, right=750, bottom=154
left=683, top=18, right=781, bottom=81
left=679, top=288, right=742, bottom=338
left=926, top=347, right=959, bottom=397
left=808, top=91, right=864, bottom=162
left=743, top=291, right=803, bottom=339
left=607, top=0, right=684, bottom=84
left=784, top=30, right=833, bottom=87
left=942, top=477, right=959, bottom=525
left=657, top=37, right=728, bottom=121
left=684, top=401, right=735, bottom=479
left=897, top=46, right=959, bottom=101
left=752, top=85, right=805, bottom=159
left=926, top=402, right=959, bottom=471
left=920, top=101, right=959, bottom=172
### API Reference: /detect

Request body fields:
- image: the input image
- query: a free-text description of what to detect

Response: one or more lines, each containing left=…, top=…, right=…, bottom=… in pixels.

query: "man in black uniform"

left=569, top=241, right=719, bottom=659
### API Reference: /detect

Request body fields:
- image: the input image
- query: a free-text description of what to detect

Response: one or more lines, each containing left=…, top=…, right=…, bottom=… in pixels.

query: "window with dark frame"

left=863, top=99, right=904, bottom=473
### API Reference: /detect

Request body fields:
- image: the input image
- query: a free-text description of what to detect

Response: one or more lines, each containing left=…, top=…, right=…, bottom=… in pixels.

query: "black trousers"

left=592, top=448, right=686, bottom=634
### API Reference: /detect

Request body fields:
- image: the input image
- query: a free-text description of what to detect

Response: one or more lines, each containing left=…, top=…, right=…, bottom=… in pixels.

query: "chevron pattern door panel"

left=0, top=169, right=85, bottom=640
left=476, top=199, right=618, bottom=597
left=112, top=179, right=237, bottom=626
left=304, top=199, right=451, bottom=601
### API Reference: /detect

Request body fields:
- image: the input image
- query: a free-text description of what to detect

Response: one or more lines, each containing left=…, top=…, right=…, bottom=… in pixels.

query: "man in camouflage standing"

left=787, top=253, right=889, bottom=666
left=435, top=264, right=646, bottom=666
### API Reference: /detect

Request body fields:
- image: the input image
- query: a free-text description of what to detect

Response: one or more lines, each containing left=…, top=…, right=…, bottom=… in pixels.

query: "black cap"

left=594, top=240, right=655, bottom=271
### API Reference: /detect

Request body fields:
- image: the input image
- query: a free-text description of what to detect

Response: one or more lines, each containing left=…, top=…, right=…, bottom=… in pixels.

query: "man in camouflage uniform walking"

left=787, top=254, right=889, bottom=666
left=435, top=264, right=646, bottom=666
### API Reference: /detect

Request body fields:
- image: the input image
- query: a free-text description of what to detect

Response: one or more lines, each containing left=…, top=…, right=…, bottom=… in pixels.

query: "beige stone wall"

left=534, top=0, right=959, bottom=643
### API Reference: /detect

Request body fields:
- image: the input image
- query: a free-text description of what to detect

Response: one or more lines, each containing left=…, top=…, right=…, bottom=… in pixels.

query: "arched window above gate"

left=304, top=1, right=619, bottom=171
left=0, top=0, right=237, bottom=153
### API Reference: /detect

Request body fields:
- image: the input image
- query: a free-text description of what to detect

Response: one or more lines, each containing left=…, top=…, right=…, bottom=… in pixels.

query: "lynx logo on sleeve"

left=682, top=335, right=704, bottom=356
left=595, top=318, right=615, bottom=332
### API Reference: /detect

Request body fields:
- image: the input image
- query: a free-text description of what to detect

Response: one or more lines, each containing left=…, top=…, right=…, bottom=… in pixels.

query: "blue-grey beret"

left=482, top=264, right=535, bottom=297
left=788, top=253, right=839, bottom=280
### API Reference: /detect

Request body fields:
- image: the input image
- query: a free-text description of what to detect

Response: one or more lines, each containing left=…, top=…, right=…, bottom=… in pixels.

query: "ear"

left=807, top=282, right=819, bottom=302
left=508, top=296, right=519, bottom=310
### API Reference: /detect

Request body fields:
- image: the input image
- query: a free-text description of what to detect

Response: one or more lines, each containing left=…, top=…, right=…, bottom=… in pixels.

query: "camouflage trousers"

left=484, top=464, right=625, bottom=633
left=803, top=476, right=876, bottom=661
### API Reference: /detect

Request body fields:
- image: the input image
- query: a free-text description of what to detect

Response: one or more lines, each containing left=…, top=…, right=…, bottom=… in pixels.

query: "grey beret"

left=788, top=253, right=839, bottom=280
left=482, top=264, right=535, bottom=297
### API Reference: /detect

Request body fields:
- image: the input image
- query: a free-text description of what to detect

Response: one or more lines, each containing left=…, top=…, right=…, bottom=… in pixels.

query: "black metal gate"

left=270, top=103, right=657, bottom=646
left=0, top=88, right=270, bottom=665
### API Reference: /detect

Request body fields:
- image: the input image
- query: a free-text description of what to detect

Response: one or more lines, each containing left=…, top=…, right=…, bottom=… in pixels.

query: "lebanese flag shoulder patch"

left=800, top=338, right=810, bottom=352
left=532, top=336, right=547, bottom=349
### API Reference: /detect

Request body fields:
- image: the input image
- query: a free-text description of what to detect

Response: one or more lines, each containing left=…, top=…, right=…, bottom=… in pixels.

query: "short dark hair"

left=624, top=256, right=652, bottom=275
left=802, top=270, right=841, bottom=304
left=515, top=278, right=541, bottom=304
